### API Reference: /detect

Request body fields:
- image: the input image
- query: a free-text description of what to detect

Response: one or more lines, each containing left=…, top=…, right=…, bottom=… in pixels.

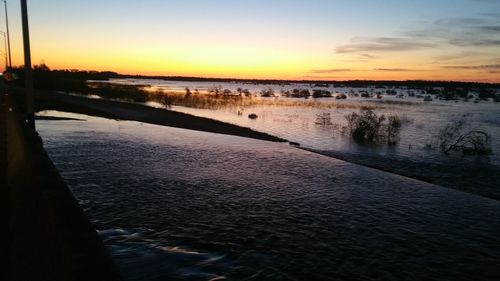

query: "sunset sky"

left=4, top=0, right=500, bottom=82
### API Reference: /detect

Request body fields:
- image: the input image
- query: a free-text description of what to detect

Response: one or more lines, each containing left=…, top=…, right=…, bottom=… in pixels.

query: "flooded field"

left=99, top=78, right=500, bottom=166
left=37, top=112, right=500, bottom=280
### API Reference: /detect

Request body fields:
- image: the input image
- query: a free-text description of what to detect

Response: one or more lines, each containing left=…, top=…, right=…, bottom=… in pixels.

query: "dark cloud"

left=337, top=13, right=500, bottom=55
left=449, top=38, right=500, bottom=46
left=308, top=68, right=351, bottom=74
left=442, top=64, right=500, bottom=69
left=477, top=25, right=500, bottom=32
left=413, top=15, right=500, bottom=47
left=482, top=12, right=500, bottom=19
left=335, top=37, right=435, bottom=53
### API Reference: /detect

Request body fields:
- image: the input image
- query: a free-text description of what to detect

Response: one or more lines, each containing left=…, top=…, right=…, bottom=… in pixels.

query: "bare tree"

left=437, top=118, right=492, bottom=155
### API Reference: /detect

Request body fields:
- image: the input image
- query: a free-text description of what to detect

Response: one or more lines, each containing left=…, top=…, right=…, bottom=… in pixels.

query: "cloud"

left=482, top=12, right=500, bottom=19
left=358, top=54, right=377, bottom=60
left=477, top=25, right=500, bottom=32
left=335, top=37, right=435, bottom=53
left=337, top=13, right=500, bottom=56
left=340, top=53, right=378, bottom=63
left=449, top=38, right=500, bottom=47
left=435, top=17, right=490, bottom=26
left=302, top=75, right=343, bottom=80
left=433, top=51, right=486, bottom=62
left=374, top=68, right=418, bottom=72
left=308, top=68, right=351, bottom=74
left=442, top=64, right=500, bottom=69
left=410, top=15, right=500, bottom=47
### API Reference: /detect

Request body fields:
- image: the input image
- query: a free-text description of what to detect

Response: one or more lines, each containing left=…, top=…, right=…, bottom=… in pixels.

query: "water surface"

left=95, top=78, right=500, bottom=166
left=38, top=112, right=500, bottom=280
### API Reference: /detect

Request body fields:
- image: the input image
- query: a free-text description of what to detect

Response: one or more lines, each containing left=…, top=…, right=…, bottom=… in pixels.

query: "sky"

left=3, top=0, right=500, bottom=82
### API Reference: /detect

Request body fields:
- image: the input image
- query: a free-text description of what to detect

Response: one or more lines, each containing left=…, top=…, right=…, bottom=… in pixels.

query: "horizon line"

left=6, top=66, right=500, bottom=86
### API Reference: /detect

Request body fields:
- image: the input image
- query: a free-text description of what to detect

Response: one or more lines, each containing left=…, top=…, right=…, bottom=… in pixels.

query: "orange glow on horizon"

left=6, top=36, right=496, bottom=83
left=3, top=0, right=499, bottom=83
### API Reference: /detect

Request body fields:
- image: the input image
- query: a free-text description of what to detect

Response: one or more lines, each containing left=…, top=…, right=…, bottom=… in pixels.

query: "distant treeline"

left=119, top=75, right=500, bottom=89
left=9, top=65, right=500, bottom=90
left=9, top=64, right=120, bottom=93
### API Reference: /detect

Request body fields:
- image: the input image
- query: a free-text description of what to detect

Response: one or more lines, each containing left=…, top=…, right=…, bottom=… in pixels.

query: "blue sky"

left=2, top=0, right=500, bottom=81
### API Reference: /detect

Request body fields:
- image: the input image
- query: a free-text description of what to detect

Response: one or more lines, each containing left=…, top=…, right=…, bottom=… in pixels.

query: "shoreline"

left=30, top=91, right=500, bottom=201
left=29, top=91, right=287, bottom=143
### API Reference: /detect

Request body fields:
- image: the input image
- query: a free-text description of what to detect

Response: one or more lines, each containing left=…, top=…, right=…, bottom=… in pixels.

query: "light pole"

left=2, top=0, right=11, bottom=69
left=0, top=31, right=7, bottom=70
left=21, top=0, right=34, bottom=130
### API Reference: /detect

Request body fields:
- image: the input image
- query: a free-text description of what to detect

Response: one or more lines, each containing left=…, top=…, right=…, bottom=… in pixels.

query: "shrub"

left=344, top=109, right=404, bottom=144
left=315, top=112, right=333, bottom=126
left=260, top=88, right=275, bottom=97
left=346, top=110, right=385, bottom=143
left=184, top=87, right=192, bottom=98
left=312, top=90, right=332, bottom=98
left=437, top=118, right=492, bottom=155
left=386, top=115, right=402, bottom=144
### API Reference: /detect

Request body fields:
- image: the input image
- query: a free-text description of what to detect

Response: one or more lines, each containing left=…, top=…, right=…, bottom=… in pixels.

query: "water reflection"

left=37, top=113, right=500, bottom=280
left=169, top=100, right=500, bottom=166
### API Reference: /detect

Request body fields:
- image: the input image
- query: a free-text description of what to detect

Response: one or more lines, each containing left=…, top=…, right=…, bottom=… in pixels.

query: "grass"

left=81, top=82, right=427, bottom=111
left=149, top=90, right=383, bottom=110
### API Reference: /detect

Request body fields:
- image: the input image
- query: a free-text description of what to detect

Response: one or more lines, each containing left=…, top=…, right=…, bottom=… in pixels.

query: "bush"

left=315, top=112, right=333, bottom=126
left=260, top=88, right=275, bottom=97
left=345, top=109, right=403, bottom=144
left=437, top=118, right=492, bottom=155
left=312, top=90, right=332, bottom=98
left=386, top=115, right=402, bottom=144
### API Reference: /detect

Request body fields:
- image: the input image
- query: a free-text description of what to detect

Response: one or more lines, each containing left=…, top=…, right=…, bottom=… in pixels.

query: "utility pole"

left=0, top=31, right=7, bottom=70
left=20, top=0, right=34, bottom=130
left=2, top=0, right=11, bottom=68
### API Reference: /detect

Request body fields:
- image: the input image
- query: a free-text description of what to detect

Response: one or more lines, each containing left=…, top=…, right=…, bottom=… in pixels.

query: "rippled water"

left=170, top=100, right=500, bottom=165
left=37, top=112, right=500, bottom=280
left=95, top=78, right=500, bottom=166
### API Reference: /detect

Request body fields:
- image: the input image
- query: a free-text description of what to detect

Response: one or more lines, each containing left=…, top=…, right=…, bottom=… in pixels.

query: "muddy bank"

left=305, top=148, right=500, bottom=201
left=18, top=90, right=288, bottom=143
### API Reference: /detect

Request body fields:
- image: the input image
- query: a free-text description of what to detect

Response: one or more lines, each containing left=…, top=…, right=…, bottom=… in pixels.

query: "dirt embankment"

left=30, top=91, right=287, bottom=143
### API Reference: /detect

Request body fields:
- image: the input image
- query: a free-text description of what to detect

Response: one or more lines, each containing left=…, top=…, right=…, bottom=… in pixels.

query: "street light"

left=0, top=31, right=7, bottom=70
left=1, top=0, right=11, bottom=69
left=20, top=0, right=34, bottom=130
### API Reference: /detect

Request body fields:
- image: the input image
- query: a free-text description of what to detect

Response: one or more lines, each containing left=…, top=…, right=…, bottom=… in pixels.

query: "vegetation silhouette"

left=345, top=109, right=404, bottom=145
left=9, top=64, right=500, bottom=90
left=437, top=117, right=492, bottom=155
left=7, top=65, right=499, bottom=110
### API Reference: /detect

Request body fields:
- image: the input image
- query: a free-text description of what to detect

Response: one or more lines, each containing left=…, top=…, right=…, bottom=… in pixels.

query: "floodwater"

left=99, top=79, right=500, bottom=166
left=37, top=111, right=500, bottom=280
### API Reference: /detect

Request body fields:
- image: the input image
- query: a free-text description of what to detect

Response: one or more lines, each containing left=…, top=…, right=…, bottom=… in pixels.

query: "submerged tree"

left=344, top=109, right=404, bottom=145
left=345, top=110, right=385, bottom=143
left=437, top=118, right=492, bottom=155
left=386, top=115, right=402, bottom=145
left=315, top=112, right=333, bottom=126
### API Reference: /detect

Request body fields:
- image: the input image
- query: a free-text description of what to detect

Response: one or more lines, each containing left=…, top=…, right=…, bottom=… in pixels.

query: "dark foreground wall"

left=2, top=89, right=122, bottom=281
